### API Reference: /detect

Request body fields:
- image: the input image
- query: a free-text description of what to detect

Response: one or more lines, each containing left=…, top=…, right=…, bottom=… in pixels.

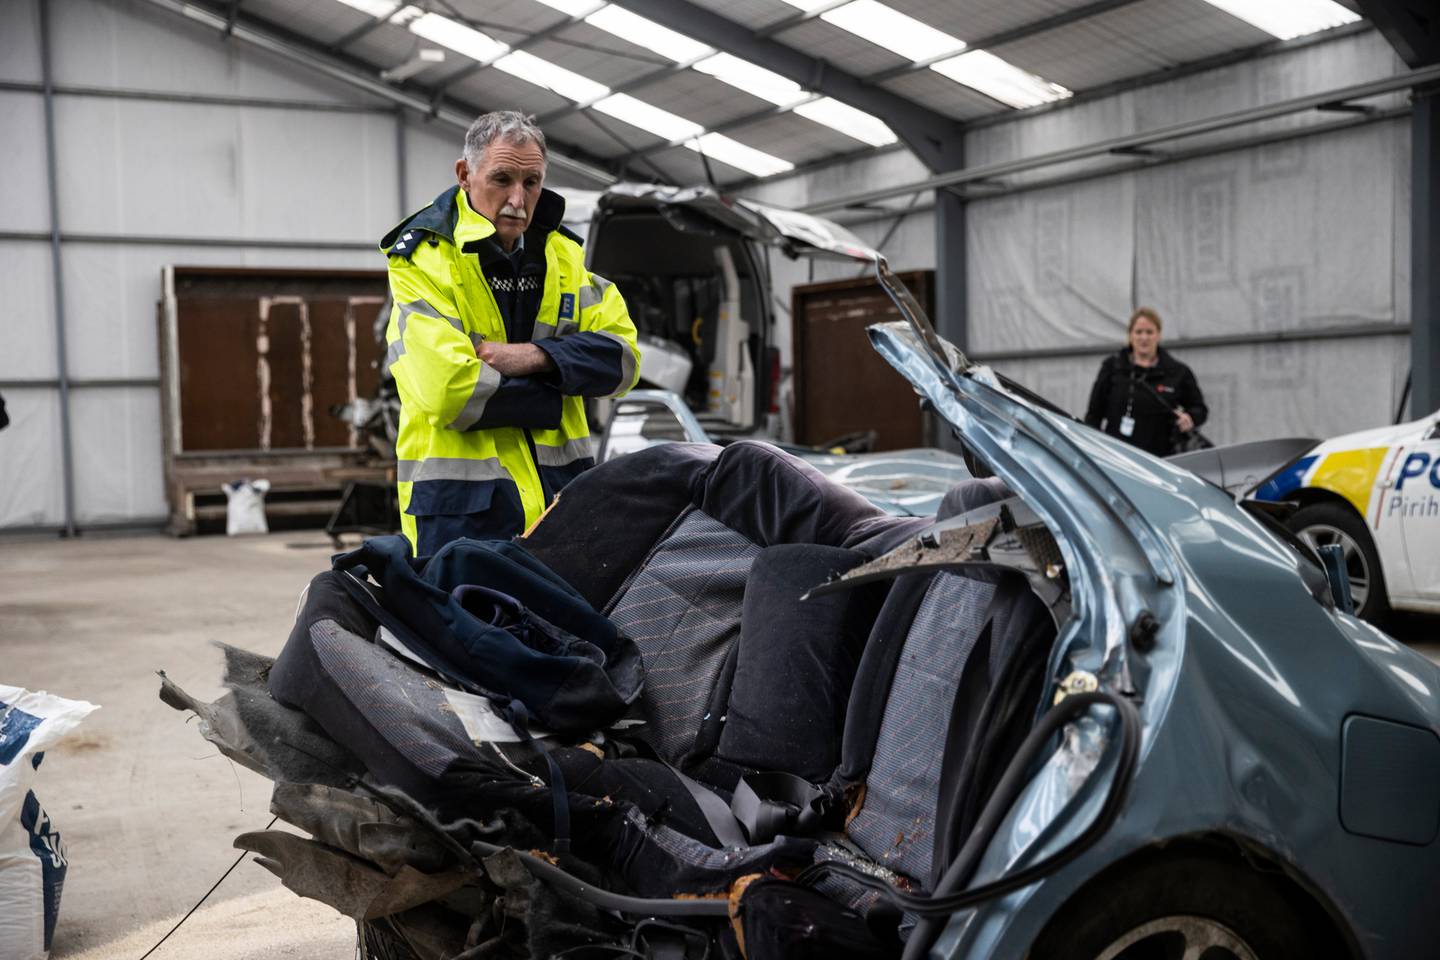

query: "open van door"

left=587, top=185, right=880, bottom=434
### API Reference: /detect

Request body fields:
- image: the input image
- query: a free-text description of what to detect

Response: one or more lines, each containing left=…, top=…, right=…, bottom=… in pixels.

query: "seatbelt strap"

left=664, top=764, right=750, bottom=848
left=731, top=771, right=826, bottom=845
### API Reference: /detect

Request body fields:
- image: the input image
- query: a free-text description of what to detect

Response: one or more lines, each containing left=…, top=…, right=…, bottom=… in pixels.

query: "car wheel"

left=1286, top=502, right=1390, bottom=625
left=1029, top=854, right=1333, bottom=960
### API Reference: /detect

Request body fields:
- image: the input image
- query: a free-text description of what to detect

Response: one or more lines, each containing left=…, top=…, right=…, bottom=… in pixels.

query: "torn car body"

left=163, top=246, right=1440, bottom=960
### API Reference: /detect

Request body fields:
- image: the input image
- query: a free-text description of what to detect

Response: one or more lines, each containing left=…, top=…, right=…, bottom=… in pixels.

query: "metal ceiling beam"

left=728, top=21, right=1373, bottom=191
left=862, top=0, right=1146, bottom=86
left=611, top=0, right=1145, bottom=165
left=136, top=0, right=619, bottom=185
left=753, top=0, right=851, bottom=40
left=798, top=62, right=1440, bottom=213
left=602, top=0, right=963, bottom=173
left=429, top=9, right=588, bottom=97
left=1354, top=0, right=1440, bottom=67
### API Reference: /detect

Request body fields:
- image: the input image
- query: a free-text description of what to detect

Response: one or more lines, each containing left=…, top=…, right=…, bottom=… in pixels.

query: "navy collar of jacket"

left=1115, top=345, right=1179, bottom=373
left=381, top=186, right=578, bottom=256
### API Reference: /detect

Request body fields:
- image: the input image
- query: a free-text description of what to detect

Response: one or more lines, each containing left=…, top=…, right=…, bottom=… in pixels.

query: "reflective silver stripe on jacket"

left=594, top=330, right=637, bottom=398
left=396, top=456, right=510, bottom=483
left=533, top=436, right=595, bottom=467
left=578, top=273, right=613, bottom=313
left=383, top=339, right=405, bottom=377
left=396, top=299, right=463, bottom=336
left=446, top=362, right=503, bottom=431
left=532, top=317, right=579, bottom=340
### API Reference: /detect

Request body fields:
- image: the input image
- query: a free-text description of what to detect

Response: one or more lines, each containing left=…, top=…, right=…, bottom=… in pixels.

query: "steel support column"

left=1357, top=0, right=1440, bottom=415
left=1413, top=83, right=1440, bottom=415
left=39, top=0, right=77, bottom=538
left=395, top=107, right=408, bottom=218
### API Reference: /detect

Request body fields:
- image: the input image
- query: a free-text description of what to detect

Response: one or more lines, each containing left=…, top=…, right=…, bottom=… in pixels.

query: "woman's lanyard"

left=1119, top=367, right=1138, bottom=437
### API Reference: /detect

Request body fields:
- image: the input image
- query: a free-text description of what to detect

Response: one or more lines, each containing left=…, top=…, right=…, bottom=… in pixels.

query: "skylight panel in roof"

left=583, top=6, right=714, bottom=63
left=494, top=50, right=612, bottom=102
left=1198, top=0, right=1359, bottom=40
left=793, top=97, right=896, bottom=146
left=686, top=132, right=794, bottom=177
left=332, top=0, right=402, bottom=18
left=692, top=53, right=807, bottom=107
left=406, top=12, right=509, bottom=63
left=813, top=0, right=965, bottom=62
left=528, top=0, right=606, bottom=17
left=930, top=50, right=1072, bottom=109
left=593, top=93, right=705, bottom=141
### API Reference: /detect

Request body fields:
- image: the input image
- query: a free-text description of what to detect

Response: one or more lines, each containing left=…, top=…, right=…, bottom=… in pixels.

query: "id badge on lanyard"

left=1120, top=377, right=1137, bottom=437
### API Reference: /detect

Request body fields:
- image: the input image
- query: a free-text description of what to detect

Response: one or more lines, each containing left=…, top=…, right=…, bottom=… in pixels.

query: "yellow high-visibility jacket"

left=380, top=185, right=640, bottom=555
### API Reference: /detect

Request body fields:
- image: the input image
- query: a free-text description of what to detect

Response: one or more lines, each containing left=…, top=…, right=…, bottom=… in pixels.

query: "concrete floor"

left=1, top=530, right=1436, bottom=960
left=2, top=530, right=355, bottom=960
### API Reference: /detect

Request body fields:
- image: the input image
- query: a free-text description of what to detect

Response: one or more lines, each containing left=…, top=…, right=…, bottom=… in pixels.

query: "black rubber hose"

left=357, top=779, right=730, bottom=919
left=468, top=838, right=731, bottom=918
left=788, top=690, right=1138, bottom=957
left=900, top=690, right=1137, bottom=957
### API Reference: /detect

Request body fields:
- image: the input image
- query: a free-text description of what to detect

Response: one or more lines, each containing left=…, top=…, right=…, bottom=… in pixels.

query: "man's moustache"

left=499, top=206, right=526, bottom=218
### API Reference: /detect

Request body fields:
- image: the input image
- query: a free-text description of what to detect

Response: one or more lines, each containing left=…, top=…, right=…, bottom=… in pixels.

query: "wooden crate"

left=158, top=266, right=392, bottom=535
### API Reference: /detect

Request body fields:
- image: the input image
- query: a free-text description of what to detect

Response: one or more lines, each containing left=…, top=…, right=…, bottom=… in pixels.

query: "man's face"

left=456, top=138, right=546, bottom=250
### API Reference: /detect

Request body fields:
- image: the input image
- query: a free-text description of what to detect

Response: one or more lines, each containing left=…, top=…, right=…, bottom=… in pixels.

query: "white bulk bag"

left=0, top=686, right=98, bottom=960
left=222, top=478, right=271, bottom=536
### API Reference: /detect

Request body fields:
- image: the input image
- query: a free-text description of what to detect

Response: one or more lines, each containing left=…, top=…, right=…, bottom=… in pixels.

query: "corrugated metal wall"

left=745, top=29, right=1414, bottom=448
left=0, top=0, right=582, bottom=532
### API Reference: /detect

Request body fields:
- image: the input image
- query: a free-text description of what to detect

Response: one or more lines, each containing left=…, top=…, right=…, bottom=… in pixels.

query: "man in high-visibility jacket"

left=379, top=111, right=640, bottom=555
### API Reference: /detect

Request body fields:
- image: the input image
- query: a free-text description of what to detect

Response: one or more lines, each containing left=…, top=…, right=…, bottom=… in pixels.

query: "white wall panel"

left=0, top=0, right=42, bottom=83
left=404, top=117, right=464, bottom=218
left=1135, top=122, right=1404, bottom=339
left=63, top=243, right=378, bottom=381
left=53, top=0, right=385, bottom=105
left=1132, top=30, right=1403, bottom=131
left=0, top=92, right=52, bottom=232
left=70, top=387, right=166, bottom=523
left=0, top=390, right=65, bottom=529
left=0, top=242, right=58, bottom=381
left=968, top=175, right=1136, bottom=352
left=53, top=98, right=399, bottom=242
left=742, top=148, right=931, bottom=212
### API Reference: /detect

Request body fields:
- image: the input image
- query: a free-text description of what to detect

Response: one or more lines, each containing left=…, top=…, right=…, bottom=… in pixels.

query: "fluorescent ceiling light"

left=593, top=93, right=704, bottom=141
left=494, top=50, right=611, bottom=101
left=1198, top=0, right=1359, bottom=40
left=686, top=133, right=794, bottom=177
left=584, top=6, right=714, bottom=63
left=931, top=50, right=1072, bottom=109
left=528, top=0, right=606, bottom=17
left=332, top=0, right=401, bottom=17
left=818, top=0, right=965, bottom=62
left=406, top=12, right=508, bottom=63
left=693, top=53, right=807, bottom=107
left=793, top=97, right=896, bottom=146
left=381, top=47, right=445, bottom=82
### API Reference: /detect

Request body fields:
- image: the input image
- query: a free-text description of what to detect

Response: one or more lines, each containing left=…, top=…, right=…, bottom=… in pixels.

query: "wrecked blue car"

left=163, top=215, right=1440, bottom=960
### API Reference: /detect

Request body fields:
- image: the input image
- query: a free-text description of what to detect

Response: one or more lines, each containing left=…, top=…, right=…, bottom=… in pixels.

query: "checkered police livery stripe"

left=844, top=572, right=996, bottom=883
left=488, top=276, right=541, bottom=293
left=608, top=510, right=761, bottom=764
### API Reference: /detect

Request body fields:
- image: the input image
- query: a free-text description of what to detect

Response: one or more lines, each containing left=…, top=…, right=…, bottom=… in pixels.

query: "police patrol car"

left=1252, top=407, right=1440, bottom=625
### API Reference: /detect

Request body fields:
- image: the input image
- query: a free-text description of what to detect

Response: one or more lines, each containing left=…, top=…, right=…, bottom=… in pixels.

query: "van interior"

left=587, top=202, right=776, bottom=434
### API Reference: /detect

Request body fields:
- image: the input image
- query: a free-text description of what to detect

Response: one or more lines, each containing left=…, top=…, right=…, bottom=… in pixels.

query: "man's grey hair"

left=463, top=110, right=547, bottom=169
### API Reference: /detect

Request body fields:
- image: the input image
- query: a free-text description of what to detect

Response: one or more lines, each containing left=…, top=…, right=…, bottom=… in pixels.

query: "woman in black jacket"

left=1084, top=307, right=1208, bottom=457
